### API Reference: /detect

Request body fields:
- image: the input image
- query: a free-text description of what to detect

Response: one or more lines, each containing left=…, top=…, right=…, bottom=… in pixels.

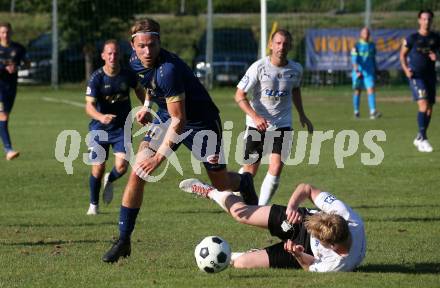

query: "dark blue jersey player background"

left=102, top=18, right=259, bottom=263
left=0, top=22, right=27, bottom=161
left=400, top=9, right=440, bottom=153
left=85, top=40, right=147, bottom=215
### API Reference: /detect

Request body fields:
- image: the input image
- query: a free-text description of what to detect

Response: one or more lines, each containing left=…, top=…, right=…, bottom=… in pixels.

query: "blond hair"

left=130, top=18, right=160, bottom=41
left=305, top=212, right=349, bottom=245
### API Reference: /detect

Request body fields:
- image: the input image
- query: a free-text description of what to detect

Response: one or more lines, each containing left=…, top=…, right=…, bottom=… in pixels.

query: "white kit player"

left=179, top=179, right=367, bottom=272
left=234, top=29, right=313, bottom=205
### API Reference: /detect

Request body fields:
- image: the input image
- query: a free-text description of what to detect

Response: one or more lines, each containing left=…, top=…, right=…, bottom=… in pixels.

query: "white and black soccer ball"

left=194, top=236, right=231, bottom=273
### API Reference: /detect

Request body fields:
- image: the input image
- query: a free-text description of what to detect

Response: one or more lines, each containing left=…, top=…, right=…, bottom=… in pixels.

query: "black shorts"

left=243, top=126, right=292, bottom=164
left=264, top=204, right=313, bottom=269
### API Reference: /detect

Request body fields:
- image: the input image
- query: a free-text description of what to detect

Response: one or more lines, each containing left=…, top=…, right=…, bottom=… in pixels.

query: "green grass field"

left=0, top=84, right=439, bottom=287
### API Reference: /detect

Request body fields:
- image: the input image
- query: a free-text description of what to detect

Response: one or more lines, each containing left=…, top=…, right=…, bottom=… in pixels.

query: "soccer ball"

left=194, top=236, right=231, bottom=273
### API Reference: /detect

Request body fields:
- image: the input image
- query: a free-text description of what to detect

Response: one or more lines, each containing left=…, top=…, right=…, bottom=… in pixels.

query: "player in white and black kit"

left=235, top=29, right=313, bottom=205
left=180, top=178, right=366, bottom=272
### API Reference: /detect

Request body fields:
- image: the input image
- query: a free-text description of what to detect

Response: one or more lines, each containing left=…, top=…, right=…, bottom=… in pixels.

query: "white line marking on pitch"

left=42, top=97, right=84, bottom=108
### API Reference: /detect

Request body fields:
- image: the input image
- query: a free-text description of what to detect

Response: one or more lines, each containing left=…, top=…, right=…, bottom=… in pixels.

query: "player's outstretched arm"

left=134, top=85, right=152, bottom=125
left=284, top=239, right=315, bottom=271
left=136, top=100, right=186, bottom=176
left=235, top=88, right=268, bottom=131
left=285, top=183, right=321, bottom=224
left=292, top=88, right=313, bottom=134
left=85, top=99, right=115, bottom=124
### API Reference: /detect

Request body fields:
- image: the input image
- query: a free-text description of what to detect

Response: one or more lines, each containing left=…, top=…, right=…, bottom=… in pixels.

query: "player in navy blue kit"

left=85, top=40, right=147, bottom=215
left=102, top=19, right=258, bottom=263
left=400, top=9, right=440, bottom=152
left=0, top=22, right=27, bottom=160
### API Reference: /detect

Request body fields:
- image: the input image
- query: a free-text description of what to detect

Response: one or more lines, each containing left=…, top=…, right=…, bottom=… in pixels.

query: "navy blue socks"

left=108, top=166, right=124, bottom=183
left=89, top=175, right=102, bottom=205
left=119, top=206, right=140, bottom=242
left=0, top=120, right=12, bottom=152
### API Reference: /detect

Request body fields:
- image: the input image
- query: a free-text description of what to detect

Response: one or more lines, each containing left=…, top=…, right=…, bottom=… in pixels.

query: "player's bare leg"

left=241, top=161, right=260, bottom=177
left=231, top=249, right=270, bottom=269
left=207, top=168, right=258, bottom=205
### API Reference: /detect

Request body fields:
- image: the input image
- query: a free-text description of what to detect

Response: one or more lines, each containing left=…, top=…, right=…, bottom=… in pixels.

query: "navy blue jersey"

left=86, top=67, right=138, bottom=131
left=0, top=41, right=26, bottom=85
left=129, top=49, right=219, bottom=123
left=404, top=32, right=440, bottom=77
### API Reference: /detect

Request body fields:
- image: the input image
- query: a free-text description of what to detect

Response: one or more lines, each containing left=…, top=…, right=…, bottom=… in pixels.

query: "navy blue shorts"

left=409, top=77, right=436, bottom=104
left=144, top=114, right=226, bottom=171
left=0, top=83, right=17, bottom=113
left=88, top=128, right=127, bottom=163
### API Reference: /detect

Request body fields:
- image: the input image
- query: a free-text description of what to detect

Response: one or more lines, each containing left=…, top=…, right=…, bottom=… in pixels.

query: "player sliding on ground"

left=180, top=179, right=366, bottom=272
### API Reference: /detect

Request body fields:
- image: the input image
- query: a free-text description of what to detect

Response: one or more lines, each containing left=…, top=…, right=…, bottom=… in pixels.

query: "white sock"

left=230, top=252, right=244, bottom=265
left=258, top=172, right=280, bottom=205
left=238, top=167, right=244, bottom=174
left=209, top=190, right=233, bottom=212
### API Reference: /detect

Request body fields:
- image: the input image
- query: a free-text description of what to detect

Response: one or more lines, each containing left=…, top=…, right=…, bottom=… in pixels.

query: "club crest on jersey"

left=206, top=154, right=219, bottom=164
left=239, top=75, right=249, bottom=86
left=324, top=194, right=337, bottom=204
left=120, top=82, right=128, bottom=91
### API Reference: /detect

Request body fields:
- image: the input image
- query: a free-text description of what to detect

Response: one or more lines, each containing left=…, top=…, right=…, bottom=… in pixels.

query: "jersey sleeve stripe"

left=85, top=96, right=96, bottom=103
left=166, top=93, right=186, bottom=103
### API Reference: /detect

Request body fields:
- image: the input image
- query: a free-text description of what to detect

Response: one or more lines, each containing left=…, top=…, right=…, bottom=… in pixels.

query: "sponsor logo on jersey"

left=324, top=194, right=337, bottom=204
left=265, top=89, right=287, bottom=97
left=86, top=86, right=92, bottom=95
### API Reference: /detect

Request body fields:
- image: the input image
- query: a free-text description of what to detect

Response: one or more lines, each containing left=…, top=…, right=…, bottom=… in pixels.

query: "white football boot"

left=413, top=137, right=422, bottom=148
left=179, top=178, right=214, bottom=198
left=86, top=203, right=99, bottom=215
left=418, top=140, right=433, bottom=153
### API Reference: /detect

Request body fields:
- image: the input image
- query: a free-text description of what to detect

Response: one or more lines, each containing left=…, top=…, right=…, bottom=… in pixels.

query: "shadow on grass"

left=1, top=239, right=107, bottom=246
left=174, top=209, right=224, bottom=215
left=1, top=221, right=116, bottom=228
left=358, top=263, right=440, bottom=274
left=364, top=216, right=440, bottom=222
left=353, top=204, right=439, bottom=210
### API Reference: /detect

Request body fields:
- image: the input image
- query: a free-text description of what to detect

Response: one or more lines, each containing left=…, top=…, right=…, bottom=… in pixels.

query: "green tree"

left=58, top=0, right=144, bottom=80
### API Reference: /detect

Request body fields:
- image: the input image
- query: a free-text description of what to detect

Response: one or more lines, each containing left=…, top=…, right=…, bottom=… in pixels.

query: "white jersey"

left=237, top=56, right=303, bottom=129
left=308, top=192, right=366, bottom=272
